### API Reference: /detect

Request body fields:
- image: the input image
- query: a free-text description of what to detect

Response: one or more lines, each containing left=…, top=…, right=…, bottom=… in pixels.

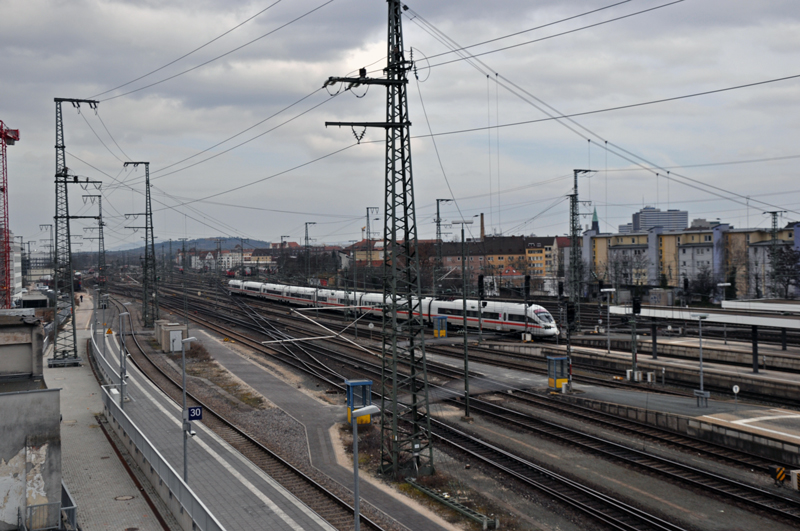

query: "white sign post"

left=733, top=385, right=740, bottom=411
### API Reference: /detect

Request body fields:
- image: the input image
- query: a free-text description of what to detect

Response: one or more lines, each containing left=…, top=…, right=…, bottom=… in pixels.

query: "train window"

left=506, top=313, right=526, bottom=322
left=534, top=310, right=554, bottom=323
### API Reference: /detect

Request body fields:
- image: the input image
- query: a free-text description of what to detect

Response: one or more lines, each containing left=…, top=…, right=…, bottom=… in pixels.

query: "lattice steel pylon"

left=82, top=194, right=106, bottom=291
left=324, top=0, right=434, bottom=479
left=52, top=99, right=99, bottom=364
left=569, top=169, right=591, bottom=330
left=0, top=120, right=20, bottom=309
left=434, top=198, right=452, bottom=298
left=124, top=162, right=158, bottom=327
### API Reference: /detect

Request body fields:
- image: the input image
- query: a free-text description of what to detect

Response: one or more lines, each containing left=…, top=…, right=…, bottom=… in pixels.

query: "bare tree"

left=770, top=246, right=800, bottom=299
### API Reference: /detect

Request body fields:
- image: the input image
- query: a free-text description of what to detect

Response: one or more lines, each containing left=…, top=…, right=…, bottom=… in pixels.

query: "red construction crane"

left=0, top=121, right=20, bottom=309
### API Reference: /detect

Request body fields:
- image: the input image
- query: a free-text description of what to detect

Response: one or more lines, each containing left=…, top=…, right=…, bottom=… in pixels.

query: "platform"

left=44, top=297, right=173, bottom=531
left=187, top=326, right=454, bottom=531
left=431, top=343, right=800, bottom=468
left=96, top=327, right=337, bottom=531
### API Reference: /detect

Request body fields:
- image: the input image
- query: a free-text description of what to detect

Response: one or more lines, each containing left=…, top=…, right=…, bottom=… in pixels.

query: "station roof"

left=609, top=305, right=800, bottom=330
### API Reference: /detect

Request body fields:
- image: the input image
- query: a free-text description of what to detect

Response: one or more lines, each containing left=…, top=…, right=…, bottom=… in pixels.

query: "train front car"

left=527, top=304, right=559, bottom=337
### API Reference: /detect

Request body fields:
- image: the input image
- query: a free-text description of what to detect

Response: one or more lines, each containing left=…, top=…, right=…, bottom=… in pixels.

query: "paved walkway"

left=98, top=321, right=337, bottom=531
left=191, top=327, right=454, bottom=531
left=44, top=295, right=168, bottom=531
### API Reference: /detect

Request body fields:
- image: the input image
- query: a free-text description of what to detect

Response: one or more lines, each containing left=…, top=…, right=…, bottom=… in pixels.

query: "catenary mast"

left=324, top=0, right=434, bottom=478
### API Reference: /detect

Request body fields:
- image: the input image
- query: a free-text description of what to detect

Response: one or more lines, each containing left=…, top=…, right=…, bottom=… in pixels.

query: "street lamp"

left=351, top=404, right=379, bottom=531
left=717, top=282, right=731, bottom=344
left=690, top=313, right=709, bottom=407
left=181, top=336, right=198, bottom=483
left=452, top=219, right=474, bottom=419
left=600, top=288, right=616, bottom=355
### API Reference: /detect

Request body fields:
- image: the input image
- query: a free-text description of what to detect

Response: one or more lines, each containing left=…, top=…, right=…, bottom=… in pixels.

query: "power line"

left=108, top=87, right=336, bottom=189
left=409, top=73, right=800, bottom=139
left=420, top=0, right=634, bottom=62
left=411, top=0, right=685, bottom=70
left=100, top=0, right=334, bottom=101
left=91, top=1, right=284, bottom=99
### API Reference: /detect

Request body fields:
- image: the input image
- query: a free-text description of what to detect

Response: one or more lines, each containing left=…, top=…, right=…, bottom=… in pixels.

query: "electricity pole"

left=434, top=199, right=452, bottom=298
left=568, top=169, right=591, bottom=334
left=239, top=237, right=249, bottom=277
left=305, top=222, right=316, bottom=283
left=764, top=210, right=786, bottom=297
left=82, top=194, right=106, bottom=302
left=365, top=207, right=379, bottom=290
left=325, top=0, right=434, bottom=478
left=179, top=238, right=188, bottom=272
left=52, top=98, right=100, bottom=365
left=124, top=162, right=158, bottom=327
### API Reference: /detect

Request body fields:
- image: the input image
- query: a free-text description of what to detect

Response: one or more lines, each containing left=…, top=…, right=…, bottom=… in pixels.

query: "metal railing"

left=60, top=481, right=78, bottom=530
left=90, top=330, right=226, bottom=531
left=21, top=502, right=60, bottom=530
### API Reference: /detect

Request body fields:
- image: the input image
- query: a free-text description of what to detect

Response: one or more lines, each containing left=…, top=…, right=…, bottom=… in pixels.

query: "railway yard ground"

left=47, top=282, right=800, bottom=531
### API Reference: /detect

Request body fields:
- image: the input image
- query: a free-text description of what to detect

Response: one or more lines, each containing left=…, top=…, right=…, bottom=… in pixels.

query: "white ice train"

left=228, top=280, right=559, bottom=338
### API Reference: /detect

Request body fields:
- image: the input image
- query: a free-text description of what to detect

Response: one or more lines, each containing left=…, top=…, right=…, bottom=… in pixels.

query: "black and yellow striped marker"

left=770, top=465, right=786, bottom=483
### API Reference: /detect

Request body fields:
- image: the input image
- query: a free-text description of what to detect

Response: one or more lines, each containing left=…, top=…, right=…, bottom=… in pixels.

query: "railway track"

left=109, top=284, right=800, bottom=529
left=105, top=297, right=386, bottom=531
left=459, top=396, right=800, bottom=525
left=431, top=419, right=688, bottom=531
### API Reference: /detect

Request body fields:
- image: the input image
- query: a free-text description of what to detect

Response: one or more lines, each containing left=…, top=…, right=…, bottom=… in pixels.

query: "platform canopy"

left=609, top=305, right=800, bottom=330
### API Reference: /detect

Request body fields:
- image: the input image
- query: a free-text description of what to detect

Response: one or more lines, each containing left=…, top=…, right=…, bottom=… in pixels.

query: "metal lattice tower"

left=764, top=210, right=787, bottom=296
left=569, top=169, right=591, bottom=330
left=365, top=207, right=378, bottom=289
left=305, top=222, right=316, bottom=282
left=434, top=199, right=452, bottom=298
left=124, top=162, right=158, bottom=327
left=82, top=194, right=106, bottom=292
left=0, top=120, right=20, bottom=308
left=325, top=0, right=434, bottom=478
left=52, top=99, right=98, bottom=362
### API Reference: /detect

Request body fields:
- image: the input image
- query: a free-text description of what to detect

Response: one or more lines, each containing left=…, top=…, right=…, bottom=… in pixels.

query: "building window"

left=704, top=235, right=712, bottom=242
left=499, top=257, right=504, bottom=261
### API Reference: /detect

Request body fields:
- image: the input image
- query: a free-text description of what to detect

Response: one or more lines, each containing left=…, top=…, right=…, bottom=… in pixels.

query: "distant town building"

left=632, top=206, right=688, bottom=232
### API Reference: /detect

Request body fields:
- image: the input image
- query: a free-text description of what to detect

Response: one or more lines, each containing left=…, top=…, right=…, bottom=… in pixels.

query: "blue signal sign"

left=188, top=406, right=203, bottom=421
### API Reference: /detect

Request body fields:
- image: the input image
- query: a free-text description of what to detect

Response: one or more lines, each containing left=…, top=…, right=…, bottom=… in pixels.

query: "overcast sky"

left=2, top=0, right=799, bottom=252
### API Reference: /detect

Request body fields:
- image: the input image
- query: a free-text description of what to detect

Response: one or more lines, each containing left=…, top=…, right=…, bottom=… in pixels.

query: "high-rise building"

left=632, top=206, right=688, bottom=232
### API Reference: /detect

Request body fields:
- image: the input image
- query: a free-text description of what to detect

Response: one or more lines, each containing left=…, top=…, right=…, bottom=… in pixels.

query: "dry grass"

left=167, top=343, right=265, bottom=409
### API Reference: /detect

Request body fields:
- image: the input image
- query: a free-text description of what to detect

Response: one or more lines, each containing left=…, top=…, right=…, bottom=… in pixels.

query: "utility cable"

left=100, top=0, right=334, bottom=101
left=419, top=0, right=634, bottom=62
left=411, top=1, right=684, bottom=70
left=109, top=87, right=337, bottom=189
left=91, top=1, right=283, bottom=99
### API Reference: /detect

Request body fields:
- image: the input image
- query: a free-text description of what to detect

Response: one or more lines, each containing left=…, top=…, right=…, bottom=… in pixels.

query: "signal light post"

left=600, top=288, right=616, bottom=354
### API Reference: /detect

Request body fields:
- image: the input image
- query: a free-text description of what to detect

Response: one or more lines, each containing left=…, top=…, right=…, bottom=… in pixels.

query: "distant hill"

left=105, top=237, right=272, bottom=254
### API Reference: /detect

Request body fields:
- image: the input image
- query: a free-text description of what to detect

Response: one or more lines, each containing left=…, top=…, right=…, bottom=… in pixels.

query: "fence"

left=90, top=329, right=226, bottom=531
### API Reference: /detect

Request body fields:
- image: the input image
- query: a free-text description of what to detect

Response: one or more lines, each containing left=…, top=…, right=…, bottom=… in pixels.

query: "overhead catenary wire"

left=406, top=6, right=800, bottom=216
left=413, top=0, right=685, bottom=71
left=108, top=87, right=338, bottom=189
left=91, top=1, right=284, bottom=99
left=98, top=0, right=335, bottom=102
